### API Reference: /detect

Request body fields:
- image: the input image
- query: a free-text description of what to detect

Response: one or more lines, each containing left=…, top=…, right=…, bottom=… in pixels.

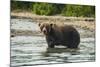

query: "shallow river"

left=11, top=18, right=95, bottom=67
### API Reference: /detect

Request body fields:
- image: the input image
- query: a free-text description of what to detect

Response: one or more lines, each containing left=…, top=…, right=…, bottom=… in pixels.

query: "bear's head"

left=38, top=22, right=53, bottom=35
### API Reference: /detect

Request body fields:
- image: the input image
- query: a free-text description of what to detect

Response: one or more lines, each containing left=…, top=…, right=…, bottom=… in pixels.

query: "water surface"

left=11, top=18, right=95, bottom=67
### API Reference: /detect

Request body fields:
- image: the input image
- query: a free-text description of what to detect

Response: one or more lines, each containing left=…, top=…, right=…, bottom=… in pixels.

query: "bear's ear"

left=50, top=23, right=53, bottom=27
left=48, top=23, right=53, bottom=32
left=38, top=23, right=41, bottom=26
left=50, top=23, right=55, bottom=27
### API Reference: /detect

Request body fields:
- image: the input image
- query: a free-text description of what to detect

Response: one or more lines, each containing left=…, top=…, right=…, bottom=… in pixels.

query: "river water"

left=11, top=18, right=95, bottom=67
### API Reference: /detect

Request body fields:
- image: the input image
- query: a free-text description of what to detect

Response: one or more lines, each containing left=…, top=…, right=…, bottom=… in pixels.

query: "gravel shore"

left=11, top=12, right=95, bottom=31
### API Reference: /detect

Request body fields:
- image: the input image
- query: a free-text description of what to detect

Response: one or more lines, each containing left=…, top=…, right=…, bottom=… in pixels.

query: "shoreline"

left=11, top=12, right=95, bottom=37
left=11, top=12, right=95, bottom=22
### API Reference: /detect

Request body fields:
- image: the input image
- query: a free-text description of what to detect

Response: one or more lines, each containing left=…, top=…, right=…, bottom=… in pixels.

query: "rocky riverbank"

left=11, top=12, right=95, bottom=31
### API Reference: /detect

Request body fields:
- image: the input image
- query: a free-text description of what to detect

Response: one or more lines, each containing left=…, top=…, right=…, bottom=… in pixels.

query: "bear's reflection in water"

left=46, top=48, right=79, bottom=53
left=42, top=47, right=80, bottom=58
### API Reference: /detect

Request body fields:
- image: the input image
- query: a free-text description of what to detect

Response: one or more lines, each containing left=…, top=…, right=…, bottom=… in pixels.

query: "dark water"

left=11, top=18, right=95, bottom=67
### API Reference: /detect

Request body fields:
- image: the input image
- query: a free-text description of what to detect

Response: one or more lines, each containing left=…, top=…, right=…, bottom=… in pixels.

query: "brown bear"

left=38, top=22, right=80, bottom=48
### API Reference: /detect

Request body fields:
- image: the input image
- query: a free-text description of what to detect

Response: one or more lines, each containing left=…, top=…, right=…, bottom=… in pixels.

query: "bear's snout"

left=42, top=27, right=47, bottom=35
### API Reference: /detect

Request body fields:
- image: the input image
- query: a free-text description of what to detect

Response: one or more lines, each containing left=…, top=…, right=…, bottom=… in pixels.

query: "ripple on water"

left=11, top=36, right=95, bottom=66
left=11, top=18, right=39, bottom=31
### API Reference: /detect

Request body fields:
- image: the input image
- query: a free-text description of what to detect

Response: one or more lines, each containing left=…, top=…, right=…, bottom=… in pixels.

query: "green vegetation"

left=11, top=1, right=33, bottom=11
left=32, top=3, right=54, bottom=15
left=61, top=5, right=95, bottom=17
left=11, top=1, right=95, bottom=17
